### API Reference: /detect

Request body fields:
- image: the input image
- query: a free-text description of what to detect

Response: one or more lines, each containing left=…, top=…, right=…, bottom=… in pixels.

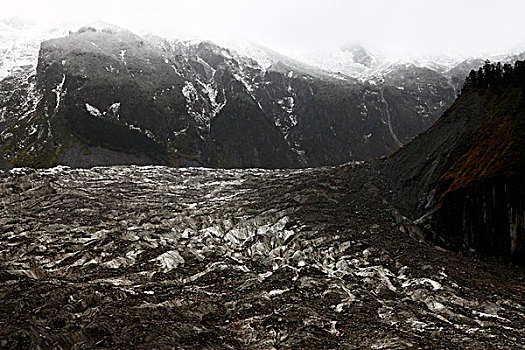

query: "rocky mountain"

left=297, top=44, right=525, bottom=97
left=0, top=22, right=459, bottom=168
left=379, top=60, right=525, bottom=264
left=3, top=21, right=524, bottom=169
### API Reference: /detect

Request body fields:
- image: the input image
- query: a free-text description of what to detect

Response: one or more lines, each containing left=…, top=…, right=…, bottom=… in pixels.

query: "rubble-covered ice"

left=0, top=164, right=523, bottom=348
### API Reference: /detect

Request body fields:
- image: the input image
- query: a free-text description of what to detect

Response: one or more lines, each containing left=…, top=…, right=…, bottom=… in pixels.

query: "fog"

left=2, top=0, right=525, bottom=58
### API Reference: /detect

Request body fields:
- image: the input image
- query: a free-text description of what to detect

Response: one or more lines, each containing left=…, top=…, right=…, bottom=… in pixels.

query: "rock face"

left=0, top=24, right=458, bottom=168
left=0, top=164, right=524, bottom=348
left=380, top=74, right=525, bottom=263
left=436, top=175, right=525, bottom=262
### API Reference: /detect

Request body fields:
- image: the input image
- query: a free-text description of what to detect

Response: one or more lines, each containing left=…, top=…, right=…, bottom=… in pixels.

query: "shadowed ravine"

left=0, top=165, right=524, bottom=349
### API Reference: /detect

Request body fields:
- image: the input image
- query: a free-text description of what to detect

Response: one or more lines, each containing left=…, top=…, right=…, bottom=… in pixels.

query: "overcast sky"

left=3, top=0, right=525, bottom=58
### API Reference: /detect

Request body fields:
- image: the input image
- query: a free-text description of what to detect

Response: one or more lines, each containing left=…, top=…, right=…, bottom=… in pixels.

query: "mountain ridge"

left=380, top=60, right=525, bottom=263
left=0, top=22, right=457, bottom=168
left=1, top=21, right=522, bottom=169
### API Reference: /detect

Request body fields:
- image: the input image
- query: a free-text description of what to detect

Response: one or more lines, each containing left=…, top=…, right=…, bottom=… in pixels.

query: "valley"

left=1, top=15, right=524, bottom=350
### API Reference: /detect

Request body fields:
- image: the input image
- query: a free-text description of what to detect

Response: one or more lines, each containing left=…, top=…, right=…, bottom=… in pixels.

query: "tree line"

left=462, top=59, right=525, bottom=91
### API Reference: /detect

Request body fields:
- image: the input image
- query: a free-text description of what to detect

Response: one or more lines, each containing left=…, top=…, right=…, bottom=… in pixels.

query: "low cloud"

left=2, top=0, right=524, bottom=58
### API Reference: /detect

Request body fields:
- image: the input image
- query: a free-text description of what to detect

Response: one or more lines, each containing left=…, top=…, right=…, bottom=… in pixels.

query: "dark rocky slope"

left=380, top=61, right=525, bottom=264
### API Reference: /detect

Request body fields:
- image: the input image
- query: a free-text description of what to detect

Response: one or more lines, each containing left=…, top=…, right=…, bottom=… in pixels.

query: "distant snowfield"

left=0, top=20, right=70, bottom=80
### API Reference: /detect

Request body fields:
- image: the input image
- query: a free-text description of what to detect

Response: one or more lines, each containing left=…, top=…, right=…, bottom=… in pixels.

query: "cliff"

left=380, top=61, right=525, bottom=263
